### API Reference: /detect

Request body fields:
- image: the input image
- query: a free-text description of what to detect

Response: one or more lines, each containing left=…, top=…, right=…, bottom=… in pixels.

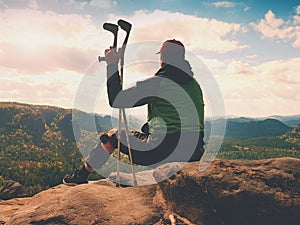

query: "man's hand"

left=104, top=46, right=122, bottom=65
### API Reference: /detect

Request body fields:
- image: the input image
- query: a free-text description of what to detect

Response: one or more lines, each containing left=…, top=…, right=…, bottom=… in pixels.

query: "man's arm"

left=104, top=47, right=157, bottom=108
left=106, top=64, right=157, bottom=108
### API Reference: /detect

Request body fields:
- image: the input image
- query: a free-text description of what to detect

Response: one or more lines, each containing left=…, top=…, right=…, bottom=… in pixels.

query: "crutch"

left=117, top=19, right=137, bottom=187
left=98, top=20, right=137, bottom=187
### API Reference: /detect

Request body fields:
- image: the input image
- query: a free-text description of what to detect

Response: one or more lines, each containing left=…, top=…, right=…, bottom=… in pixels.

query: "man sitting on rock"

left=63, top=39, right=205, bottom=185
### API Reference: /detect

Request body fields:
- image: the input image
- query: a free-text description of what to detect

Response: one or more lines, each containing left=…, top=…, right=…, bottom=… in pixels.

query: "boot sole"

left=62, top=179, right=88, bottom=186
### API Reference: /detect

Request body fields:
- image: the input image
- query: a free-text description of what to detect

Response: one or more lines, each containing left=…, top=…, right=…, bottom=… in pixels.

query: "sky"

left=0, top=0, right=299, bottom=118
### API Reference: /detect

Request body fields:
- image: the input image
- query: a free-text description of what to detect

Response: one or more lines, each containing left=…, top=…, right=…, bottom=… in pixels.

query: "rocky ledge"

left=0, top=157, right=299, bottom=225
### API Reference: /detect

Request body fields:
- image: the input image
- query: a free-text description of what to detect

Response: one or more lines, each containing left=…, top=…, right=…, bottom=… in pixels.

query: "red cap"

left=157, top=39, right=185, bottom=56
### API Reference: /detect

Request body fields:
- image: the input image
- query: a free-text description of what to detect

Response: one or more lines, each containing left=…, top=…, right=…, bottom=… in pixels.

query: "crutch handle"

left=98, top=56, right=105, bottom=62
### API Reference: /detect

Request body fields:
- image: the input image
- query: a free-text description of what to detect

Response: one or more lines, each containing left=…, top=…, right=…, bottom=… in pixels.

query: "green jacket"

left=107, top=62, right=204, bottom=134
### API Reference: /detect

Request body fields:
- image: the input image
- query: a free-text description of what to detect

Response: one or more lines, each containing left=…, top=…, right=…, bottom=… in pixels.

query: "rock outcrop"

left=155, top=157, right=300, bottom=225
left=0, top=157, right=299, bottom=225
left=0, top=180, right=28, bottom=200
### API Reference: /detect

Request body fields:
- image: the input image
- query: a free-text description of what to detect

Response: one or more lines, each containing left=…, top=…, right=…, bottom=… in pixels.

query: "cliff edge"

left=1, top=157, right=299, bottom=225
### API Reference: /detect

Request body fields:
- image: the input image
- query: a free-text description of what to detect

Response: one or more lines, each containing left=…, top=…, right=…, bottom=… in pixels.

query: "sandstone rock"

left=0, top=180, right=28, bottom=200
left=2, top=180, right=162, bottom=225
left=154, top=157, right=300, bottom=225
left=0, top=157, right=299, bottom=225
left=0, top=197, right=30, bottom=224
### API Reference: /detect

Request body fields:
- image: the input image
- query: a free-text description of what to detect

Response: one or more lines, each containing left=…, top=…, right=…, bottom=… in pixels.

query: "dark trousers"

left=86, top=129, right=204, bottom=169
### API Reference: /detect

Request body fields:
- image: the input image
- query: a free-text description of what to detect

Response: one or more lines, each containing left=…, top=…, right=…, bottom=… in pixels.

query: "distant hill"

left=205, top=118, right=291, bottom=138
left=225, top=118, right=291, bottom=138
left=206, top=114, right=300, bottom=128
left=268, top=115, right=300, bottom=127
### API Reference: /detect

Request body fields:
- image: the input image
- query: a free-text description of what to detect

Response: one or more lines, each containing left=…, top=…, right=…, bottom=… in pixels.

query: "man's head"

left=157, top=39, right=185, bottom=66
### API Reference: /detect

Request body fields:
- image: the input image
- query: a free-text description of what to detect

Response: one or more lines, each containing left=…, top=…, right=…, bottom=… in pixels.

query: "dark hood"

left=155, top=60, right=194, bottom=85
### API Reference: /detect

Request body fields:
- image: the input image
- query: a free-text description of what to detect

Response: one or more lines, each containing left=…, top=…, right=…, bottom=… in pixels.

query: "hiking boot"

left=63, top=167, right=89, bottom=186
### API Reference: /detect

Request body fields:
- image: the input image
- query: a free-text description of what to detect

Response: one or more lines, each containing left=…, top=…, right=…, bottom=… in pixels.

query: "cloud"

left=110, top=10, right=248, bottom=54
left=0, top=77, right=75, bottom=107
left=296, top=5, right=300, bottom=15
left=0, top=43, right=98, bottom=74
left=88, top=0, right=117, bottom=9
left=258, top=58, right=300, bottom=85
left=212, top=1, right=236, bottom=8
left=243, top=6, right=251, bottom=12
left=0, top=8, right=104, bottom=49
left=0, top=7, right=249, bottom=75
left=250, top=10, right=300, bottom=48
left=208, top=1, right=251, bottom=14
left=246, top=54, right=257, bottom=60
left=28, top=0, right=38, bottom=9
left=257, top=58, right=300, bottom=108
left=294, top=5, right=300, bottom=24
left=208, top=57, right=300, bottom=116
left=226, top=61, right=254, bottom=75
left=0, top=8, right=109, bottom=74
left=0, top=68, right=84, bottom=108
left=35, top=0, right=117, bottom=12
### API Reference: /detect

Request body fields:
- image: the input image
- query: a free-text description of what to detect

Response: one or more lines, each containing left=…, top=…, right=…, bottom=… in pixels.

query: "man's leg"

left=118, top=131, right=204, bottom=166
left=63, top=134, right=114, bottom=186
left=62, top=128, right=162, bottom=185
left=63, top=128, right=130, bottom=186
left=115, top=130, right=171, bottom=167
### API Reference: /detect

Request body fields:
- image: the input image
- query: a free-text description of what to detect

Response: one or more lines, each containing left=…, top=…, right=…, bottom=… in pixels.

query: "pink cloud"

left=0, top=8, right=106, bottom=74
left=0, top=43, right=97, bottom=74
left=109, top=10, right=248, bottom=54
left=212, top=1, right=236, bottom=8
left=251, top=10, right=300, bottom=48
left=206, top=56, right=300, bottom=116
left=0, top=77, right=76, bottom=108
